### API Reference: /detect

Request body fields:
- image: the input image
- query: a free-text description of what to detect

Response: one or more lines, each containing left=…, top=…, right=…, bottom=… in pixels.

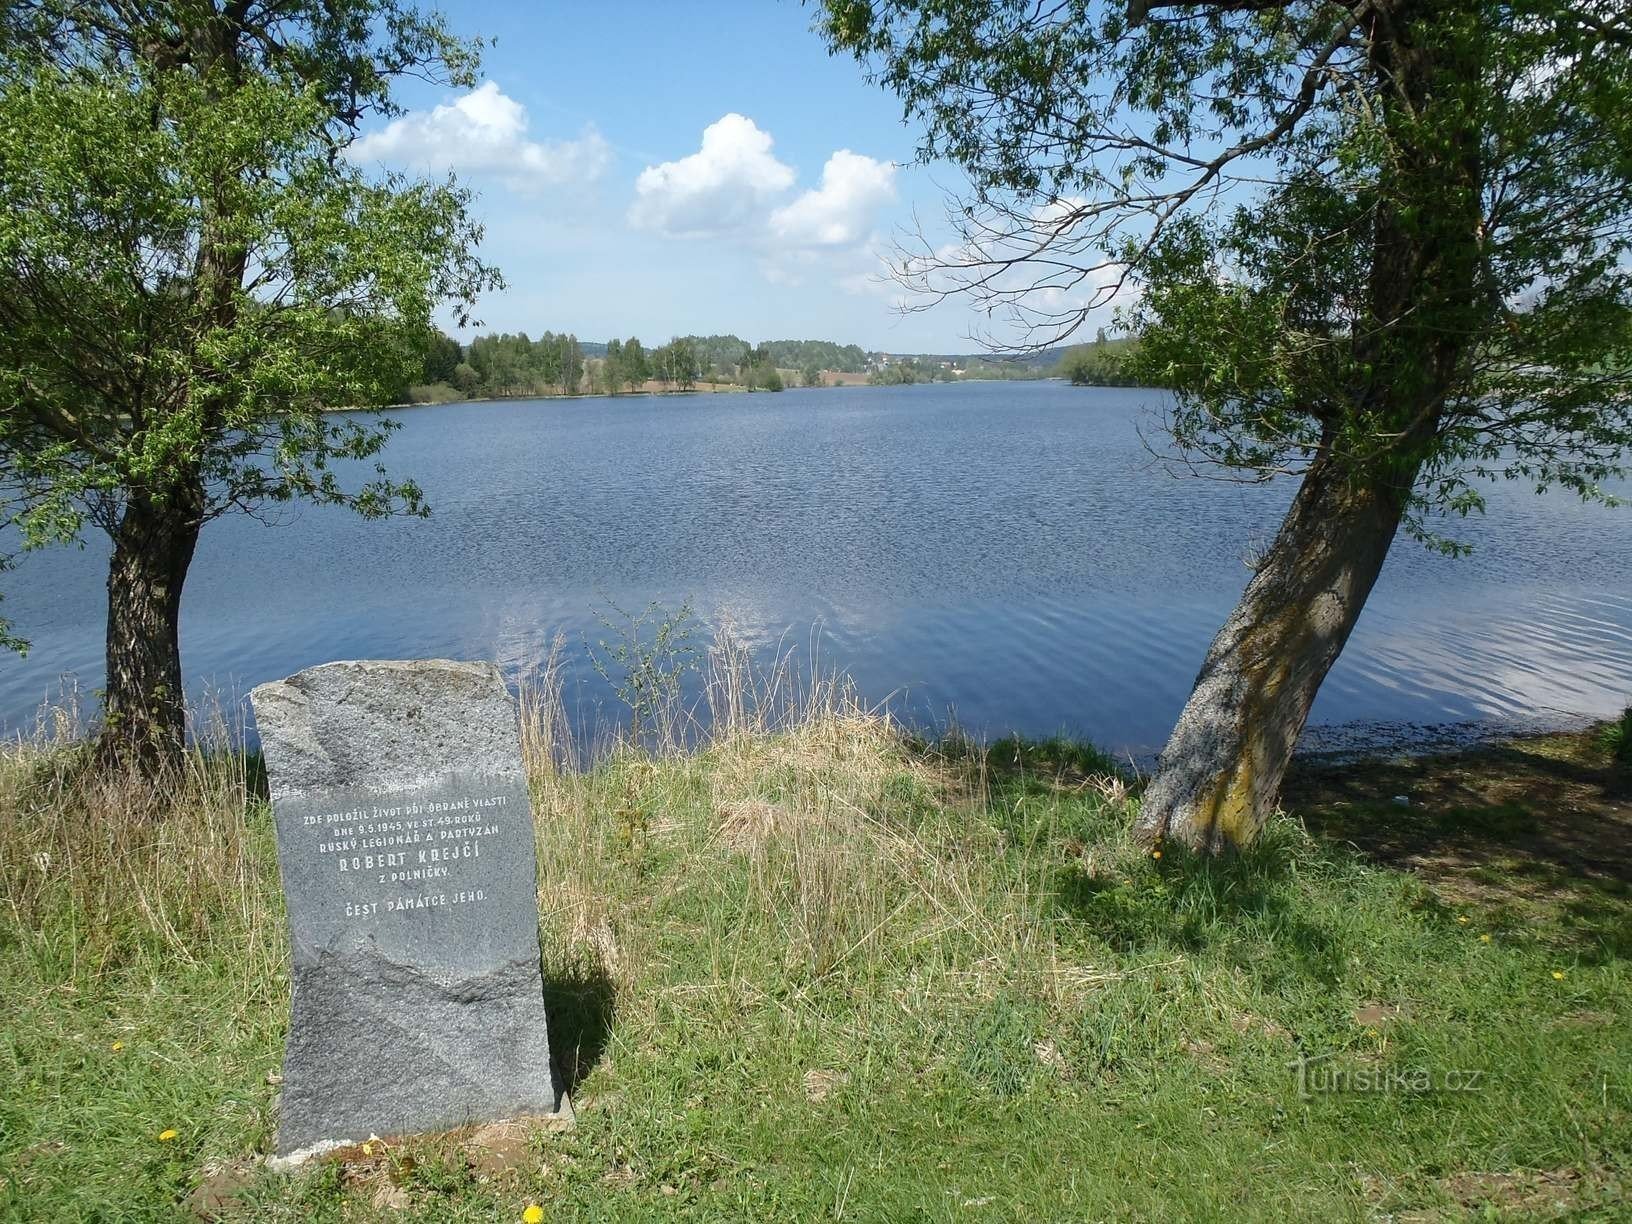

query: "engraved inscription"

left=300, top=790, right=512, bottom=918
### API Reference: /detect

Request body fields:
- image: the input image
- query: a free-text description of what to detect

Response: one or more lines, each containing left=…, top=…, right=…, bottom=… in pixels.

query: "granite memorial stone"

left=252, top=659, right=571, bottom=1163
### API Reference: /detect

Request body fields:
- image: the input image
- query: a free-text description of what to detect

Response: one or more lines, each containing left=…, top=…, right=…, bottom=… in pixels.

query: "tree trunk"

left=1134, top=454, right=1412, bottom=853
left=99, top=485, right=204, bottom=777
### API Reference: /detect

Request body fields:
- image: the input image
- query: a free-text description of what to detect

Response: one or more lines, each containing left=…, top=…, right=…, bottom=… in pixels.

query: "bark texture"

left=99, top=485, right=203, bottom=773
left=1135, top=458, right=1409, bottom=852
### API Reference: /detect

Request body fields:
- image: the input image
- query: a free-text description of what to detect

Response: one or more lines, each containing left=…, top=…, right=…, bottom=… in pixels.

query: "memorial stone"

left=251, top=659, right=571, bottom=1163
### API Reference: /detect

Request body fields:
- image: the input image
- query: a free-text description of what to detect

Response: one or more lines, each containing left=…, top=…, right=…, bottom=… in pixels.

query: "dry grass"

left=0, top=703, right=280, bottom=996
left=489, top=633, right=1112, bottom=1183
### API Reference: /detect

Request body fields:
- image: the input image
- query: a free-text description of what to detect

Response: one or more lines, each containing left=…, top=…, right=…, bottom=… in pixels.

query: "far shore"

left=369, top=372, right=1074, bottom=410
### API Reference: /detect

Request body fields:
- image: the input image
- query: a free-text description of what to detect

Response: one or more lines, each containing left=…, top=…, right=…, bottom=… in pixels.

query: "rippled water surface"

left=6, top=381, right=1631, bottom=754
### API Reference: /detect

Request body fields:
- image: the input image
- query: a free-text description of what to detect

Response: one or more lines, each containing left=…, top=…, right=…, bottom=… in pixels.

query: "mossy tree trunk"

left=1133, top=454, right=1412, bottom=853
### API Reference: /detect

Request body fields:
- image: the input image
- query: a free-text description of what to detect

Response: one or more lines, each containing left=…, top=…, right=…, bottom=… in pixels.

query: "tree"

left=0, top=1, right=494, bottom=774
left=620, top=337, right=649, bottom=392
left=687, top=334, right=753, bottom=377
left=655, top=337, right=698, bottom=390
left=1057, top=337, right=1140, bottom=386
left=742, top=344, right=785, bottom=392
left=422, top=331, right=464, bottom=385
left=452, top=362, right=483, bottom=396
left=560, top=335, right=584, bottom=395
left=533, top=331, right=563, bottom=391
left=802, top=362, right=825, bottom=388
left=822, top=0, right=1632, bottom=851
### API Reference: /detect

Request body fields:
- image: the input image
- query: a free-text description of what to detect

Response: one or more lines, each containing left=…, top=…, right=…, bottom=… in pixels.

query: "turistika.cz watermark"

left=1289, top=1051, right=1485, bottom=1098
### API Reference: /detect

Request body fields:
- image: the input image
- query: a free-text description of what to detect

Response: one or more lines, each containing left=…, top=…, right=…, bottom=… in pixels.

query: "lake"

left=5, top=380, right=1631, bottom=756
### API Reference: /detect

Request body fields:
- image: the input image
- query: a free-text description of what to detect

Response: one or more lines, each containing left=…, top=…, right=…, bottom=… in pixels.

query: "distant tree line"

left=410, top=331, right=871, bottom=400
left=866, top=356, right=1050, bottom=385
left=600, top=337, right=705, bottom=394
left=687, top=335, right=868, bottom=376
left=414, top=328, right=1172, bottom=400
left=1053, top=334, right=1147, bottom=386
left=868, top=359, right=958, bottom=385
left=463, top=332, right=586, bottom=397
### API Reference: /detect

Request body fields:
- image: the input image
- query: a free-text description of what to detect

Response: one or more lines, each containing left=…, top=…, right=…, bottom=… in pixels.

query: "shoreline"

left=1290, top=709, right=1605, bottom=766
left=358, top=377, right=1141, bottom=410
left=1, top=686, right=1615, bottom=775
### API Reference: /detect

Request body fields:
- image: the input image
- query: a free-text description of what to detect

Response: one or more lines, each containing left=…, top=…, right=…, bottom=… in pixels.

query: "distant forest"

left=405, top=329, right=1153, bottom=402
left=409, top=332, right=874, bottom=401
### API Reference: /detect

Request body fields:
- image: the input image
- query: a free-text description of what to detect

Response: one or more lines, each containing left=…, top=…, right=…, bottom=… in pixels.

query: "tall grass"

left=0, top=702, right=279, bottom=995
left=525, top=625, right=1077, bottom=1009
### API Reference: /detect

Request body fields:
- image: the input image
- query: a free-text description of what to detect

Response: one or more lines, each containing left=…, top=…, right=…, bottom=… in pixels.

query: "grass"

left=1599, top=706, right=1632, bottom=778
left=1, top=666, right=1629, bottom=1221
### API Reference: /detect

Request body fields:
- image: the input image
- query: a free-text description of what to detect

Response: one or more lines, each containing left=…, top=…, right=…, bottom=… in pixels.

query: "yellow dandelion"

left=362, top=1142, right=373, bottom=1156
left=1552, top=971, right=1565, bottom=980
left=157, top=1129, right=179, bottom=1142
left=523, top=1205, right=545, bottom=1224
left=1152, top=850, right=1162, bottom=860
left=1480, top=934, right=1492, bottom=943
left=1456, top=916, right=1469, bottom=925
left=111, top=1041, right=124, bottom=1052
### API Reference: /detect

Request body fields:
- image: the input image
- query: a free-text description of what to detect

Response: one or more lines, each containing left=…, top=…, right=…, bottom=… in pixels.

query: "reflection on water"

left=4, top=381, right=1630, bottom=754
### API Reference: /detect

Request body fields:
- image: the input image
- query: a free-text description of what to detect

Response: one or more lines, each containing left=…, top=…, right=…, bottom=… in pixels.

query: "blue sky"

left=351, top=0, right=991, bottom=352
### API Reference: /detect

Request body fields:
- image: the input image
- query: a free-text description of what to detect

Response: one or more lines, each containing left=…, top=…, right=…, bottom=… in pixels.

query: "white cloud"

left=769, top=150, right=897, bottom=247
left=630, top=117, right=901, bottom=294
left=348, top=81, right=610, bottom=191
left=628, top=114, right=796, bottom=238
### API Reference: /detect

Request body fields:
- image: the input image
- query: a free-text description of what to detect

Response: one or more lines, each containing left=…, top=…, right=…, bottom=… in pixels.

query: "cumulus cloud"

left=768, top=150, right=897, bottom=247
left=629, top=116, right=900, bottom=291
left=348, top=81, right=610, bottom=190
left=628, top=114, right=796, bottom=237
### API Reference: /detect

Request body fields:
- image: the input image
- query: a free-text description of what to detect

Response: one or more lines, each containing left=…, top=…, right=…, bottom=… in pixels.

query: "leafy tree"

left=671, top=334, right=869, bottom=382
left=802, top=362, right=826, bottom=388
left=422, top=331, right=464, bottom=385
left=1056, top=337, right=1142, bottom=386
left=686, top=334, right=752, bottom=376
left=533, top=331, right=563, bottom=390
left=759, top=338, right=870, bottom=372
left=822, top=0, right=1632, bottom=851
left=741, top=344, right=785, bottom=392
left=467, top=333, right=536, bottom=395
left=0, top=1, right=494, bottom=773
left=560, top=335, right=585, bottom=395
left=653, top=337, right=698, bottom=390
left=619, top=336, right=649, bottom=392
left=868, top=360, right=933, bottom=386
left=452, top=362, right=482, bottom=396
left=454, top=330, right=586, bottom=396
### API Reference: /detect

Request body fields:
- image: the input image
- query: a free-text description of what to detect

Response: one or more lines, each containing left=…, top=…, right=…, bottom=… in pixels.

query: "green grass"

left=2, top=707, right=1629, bottom=1221
left=1600, top=706, right=1632, bottom=776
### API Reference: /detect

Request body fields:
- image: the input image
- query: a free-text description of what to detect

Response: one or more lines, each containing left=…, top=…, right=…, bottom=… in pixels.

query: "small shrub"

left=1599, top=706, right=1632, bottom=773
left=584, top=597, right=701, bottom=744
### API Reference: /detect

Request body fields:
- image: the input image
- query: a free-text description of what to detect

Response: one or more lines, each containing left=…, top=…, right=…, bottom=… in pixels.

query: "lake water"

left=5, top=381, right=1631, bottom=756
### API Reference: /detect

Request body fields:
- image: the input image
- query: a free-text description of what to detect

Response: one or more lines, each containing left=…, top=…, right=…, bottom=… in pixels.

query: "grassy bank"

left=2, top=682, right=1628, bottom=1220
